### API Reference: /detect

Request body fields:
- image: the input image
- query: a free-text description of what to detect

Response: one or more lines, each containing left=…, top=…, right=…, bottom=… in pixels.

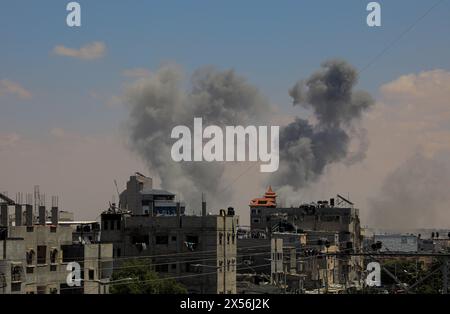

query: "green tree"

left=110, top=259, right=187, bottom=294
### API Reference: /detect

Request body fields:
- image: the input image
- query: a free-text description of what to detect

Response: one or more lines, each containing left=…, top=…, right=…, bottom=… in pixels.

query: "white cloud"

left=381, top=69, right=450, bottom=103
left=0, top=79, right=32, bottom=99
left=122, top=68, right=151, bottom=78
left=53, top=41, right=106, bottom=60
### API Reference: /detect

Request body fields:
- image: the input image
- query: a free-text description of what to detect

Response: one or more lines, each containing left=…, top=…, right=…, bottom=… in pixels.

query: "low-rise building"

left=373, top=234, right=418, bottom=253
left=102, top=175, right=238, bottom=294
left=0, top=195, right=112, bottom=294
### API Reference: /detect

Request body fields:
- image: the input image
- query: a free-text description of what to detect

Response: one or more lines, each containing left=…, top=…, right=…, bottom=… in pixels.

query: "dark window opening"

left=186, top=235, right=199, bottom=245
left=155, top=235, right=169, bottom=245
left=155, top=264, right=169, bottom=273
left=171, top=235, right=177, bottom=241
left=26, top=249, right=35, bottom=265
left=11, top=266, right=22, bottom=282
left=88, top=269, right=95, bottom=280
left=37, top=246, right=46, bottom=265
left=131, top=234, right=150, bottom=245
left=11, top=283, right=21, bottom=292
left=50, top=249, right=58, bottom=264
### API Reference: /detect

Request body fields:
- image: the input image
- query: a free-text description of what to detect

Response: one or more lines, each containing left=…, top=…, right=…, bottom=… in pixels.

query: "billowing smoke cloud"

left=124, top=60, right=374, bottom=211
left=272, top=59, right=374, bottom=190
left=368, top=152, right=450, bottom=229
left=124, top=64, right=271, bottom=210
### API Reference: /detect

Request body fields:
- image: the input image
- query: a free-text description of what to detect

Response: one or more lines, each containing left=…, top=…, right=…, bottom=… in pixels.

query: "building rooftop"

left=140, top=188, right=175, bottom=196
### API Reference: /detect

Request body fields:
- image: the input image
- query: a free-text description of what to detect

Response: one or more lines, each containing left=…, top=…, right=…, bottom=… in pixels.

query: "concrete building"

left=373, top=234, right=418, bottom=253
left=101, top=206, right=238, bottom=294
left=119, top=173, right=185, bottom=216
left=0, top=194, right=112, bottom=294
left=242, top=188, right=364, bottom=292
left=102, top=175, right=238, bottom=294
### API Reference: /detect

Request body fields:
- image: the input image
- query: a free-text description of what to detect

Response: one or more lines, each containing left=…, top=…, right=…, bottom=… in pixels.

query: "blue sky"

left=2, top=0, right=450, bottom=222
left=1, top=0, right=449, bottom=136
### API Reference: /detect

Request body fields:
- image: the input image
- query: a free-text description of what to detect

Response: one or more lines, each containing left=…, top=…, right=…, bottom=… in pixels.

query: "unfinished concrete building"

left=0, top=193, right=112, bottom=294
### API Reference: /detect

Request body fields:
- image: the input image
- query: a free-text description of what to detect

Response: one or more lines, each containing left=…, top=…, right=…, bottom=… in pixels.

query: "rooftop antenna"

left=114, top=180, right=120, bottom=208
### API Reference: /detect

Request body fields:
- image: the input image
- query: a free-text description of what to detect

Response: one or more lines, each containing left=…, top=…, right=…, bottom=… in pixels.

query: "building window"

left=11, top=265, right=23, bottom=282
left=218, top=260, right=223, bottom=272
left=171, top=264, right=177, bottom=270
left=49, top=288, right=58, bottom=294
left=37, top=246, right=47, bottom=265
left=88, top=269, right=95, bottom=280
left=117, top=248, right=121, bottom=257
left=227, top=233, right=230, bottom=245
left=155, top=264, right=169, bottom=273
left=37, top=286, right=46, bottom=294
left=156, top=235, right=169, bottom=245
left=26, top=249, right=35, bottom=265
left=186, top=235, right=199, bottom=245
left=110, top=220, right=115, bottom=230
left=11, top=283, right=21, bottom=292
left=171, top=235, right=177, bottom=242
left=219, top=233, right=223, bottom=245
left=252, top=218, right=261, bottom=224
left=132, top=234, right=150, bottom=245
left=103, top=220, right=108, bottom=230
left=50, top=248, right=58, bottom=264
left=116, top=220, right=121, bottom=230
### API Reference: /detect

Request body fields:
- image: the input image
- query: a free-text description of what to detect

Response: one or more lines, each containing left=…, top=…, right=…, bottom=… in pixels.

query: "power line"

left=359, top=0, right=446, bottom=74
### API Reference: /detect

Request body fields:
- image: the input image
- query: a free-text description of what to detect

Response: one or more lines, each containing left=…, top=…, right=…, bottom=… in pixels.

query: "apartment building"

left=0, top=194, right=112, bottom=294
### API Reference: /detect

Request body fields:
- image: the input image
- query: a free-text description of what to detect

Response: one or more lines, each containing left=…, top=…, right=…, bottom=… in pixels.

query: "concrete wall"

left=1, top=225, right=73, bottom=294
left=101, top=212, right=238, bottom=294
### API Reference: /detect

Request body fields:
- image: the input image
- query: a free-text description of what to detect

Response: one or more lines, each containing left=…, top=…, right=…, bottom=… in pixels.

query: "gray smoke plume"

left=273, top=59, right=374, bottom=190
left=125, top=64, right=271, bottom=210
left=125, top=60, right=374, bottom=210
left=368, top=152, right=450, bottom=229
